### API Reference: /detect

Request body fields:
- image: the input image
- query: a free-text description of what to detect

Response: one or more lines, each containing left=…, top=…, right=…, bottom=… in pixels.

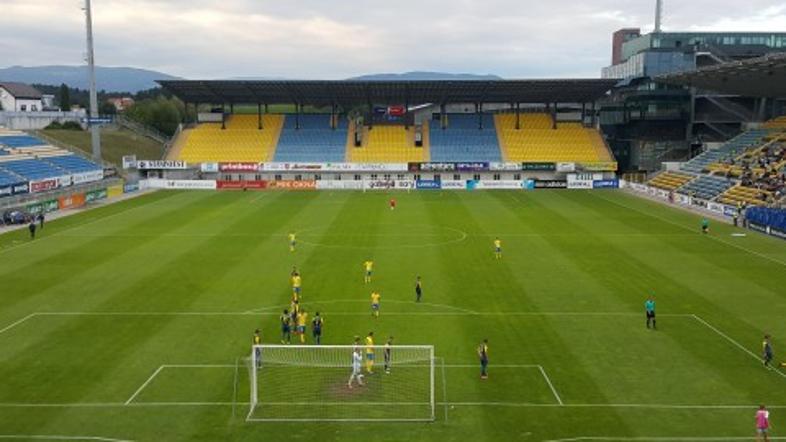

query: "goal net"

left=247, top=344, right=435, bottom=422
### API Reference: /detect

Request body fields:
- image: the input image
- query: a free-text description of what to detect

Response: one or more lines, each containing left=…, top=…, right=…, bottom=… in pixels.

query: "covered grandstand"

left=158, top=79, right=618, bottom=165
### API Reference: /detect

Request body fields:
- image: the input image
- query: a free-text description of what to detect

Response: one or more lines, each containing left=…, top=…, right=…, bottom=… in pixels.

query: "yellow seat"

left=175, top=115, right=283, bottom=163
left=348, top=124, right=429, bottom=163
left=647, top=172, right=694, bottom=191
left=494, top=114, right=613, bottom=163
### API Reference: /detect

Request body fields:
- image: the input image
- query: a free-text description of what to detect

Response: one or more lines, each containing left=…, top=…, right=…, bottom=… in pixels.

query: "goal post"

left=247, top=344, right=435, bottom=422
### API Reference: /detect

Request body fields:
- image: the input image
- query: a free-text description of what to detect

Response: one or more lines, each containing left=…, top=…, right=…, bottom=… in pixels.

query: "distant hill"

left=0, top=65, right=179, bottom=93
left=347, top=71, right=503, bottom=81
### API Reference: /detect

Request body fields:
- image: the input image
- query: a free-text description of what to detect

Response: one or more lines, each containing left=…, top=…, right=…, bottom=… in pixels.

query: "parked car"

left=2, top=210, right=29, bottom=225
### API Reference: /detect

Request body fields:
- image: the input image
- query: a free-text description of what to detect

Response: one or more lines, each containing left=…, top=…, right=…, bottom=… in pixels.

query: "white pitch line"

left=594, top=192, right=786, bottom=268
left=47, top=310, right=690, bottom=318
left=691, top=314, right=786, bottom=379
left=538, top=365, right=563, bottom=406
left=124, top=366, right=165, bottom=405
left=0, top=436, right=134, bottom=442
left=0, top=190, right=174, bottom=257
left=0, top=401, right=783, bottom=410
left=0, top=313, right=38, bottom=335
left=545, top=437, right=786, bottom=442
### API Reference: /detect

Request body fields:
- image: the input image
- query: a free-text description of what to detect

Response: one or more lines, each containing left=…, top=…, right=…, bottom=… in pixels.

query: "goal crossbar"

left=247, top=344, right=435, bottom=422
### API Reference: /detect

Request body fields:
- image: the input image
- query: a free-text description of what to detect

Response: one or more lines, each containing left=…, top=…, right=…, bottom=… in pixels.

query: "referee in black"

left=415, top=276, right=422, bottom=302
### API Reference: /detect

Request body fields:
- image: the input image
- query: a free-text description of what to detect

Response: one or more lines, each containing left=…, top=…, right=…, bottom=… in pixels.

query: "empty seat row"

left=681, top=130, right=768, bottom=174
left=274, top=115, right=348, bottom=162
left=429, top=114, right=501, bottom=162
left=648, top=171, right=694, bottom=191
left=676, top=175, right=734, bottom=200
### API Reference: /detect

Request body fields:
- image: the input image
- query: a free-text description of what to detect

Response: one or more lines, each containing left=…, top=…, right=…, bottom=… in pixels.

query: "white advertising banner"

left=395, top=180, right=415, bottom=189
left=122, top=155, right=137, bottom=170
left=146, top=179, right=217, bottom=190
left=137, top=160, right=188, bottom=170
left=475, top=180, right=523, bottom=189
left=707, top=202, right=725, bottom=214
left=56, top=175, right=73, bottom=187
left=631, top=183, right=649, bottom=193
left=556, top=162, right=576, bottom=173
left=71, top=170, right=104, bottom=185
left=316, top=181, right=364, bottom=190
left=489, top=162, right=522, bottom=171
left=200, top=162, right=219, bottom=173
left=440, top=181, right=466, bottom=190
left=567, top=173, right=595, bottom=189
left=677, top=194, right=692, bottom=205
left=262, top=162, right=408, bottom=172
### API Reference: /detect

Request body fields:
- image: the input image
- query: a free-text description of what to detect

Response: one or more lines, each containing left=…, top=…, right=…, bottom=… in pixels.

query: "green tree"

left=59, top=84, right=71, bottom=110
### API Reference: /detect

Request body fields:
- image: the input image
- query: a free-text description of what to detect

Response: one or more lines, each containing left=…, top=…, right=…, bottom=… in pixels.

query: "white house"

left=0, top=82, right=44, bottom=112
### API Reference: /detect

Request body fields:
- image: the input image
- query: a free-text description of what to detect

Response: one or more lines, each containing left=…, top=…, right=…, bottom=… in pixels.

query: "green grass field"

left=2, top=189, right=786, bottom=441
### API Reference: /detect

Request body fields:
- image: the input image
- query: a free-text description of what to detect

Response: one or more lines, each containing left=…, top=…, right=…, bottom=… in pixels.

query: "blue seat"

left=0, top=158, right=67, bottom=180
left=429, top=114, right=502, bottom=162
left=681, top=129, right=768, bottom=173
left=44, top=155, right=102, bottom=173
left=274, top=115, right=348, bottom=162
left=0, top=135, right=47, bottom=148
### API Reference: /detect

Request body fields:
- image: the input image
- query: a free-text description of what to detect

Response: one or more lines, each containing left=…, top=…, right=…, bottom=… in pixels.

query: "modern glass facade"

left=602, top=51, right=695, bottom=80
left=621, top=32, right=786, bottom=62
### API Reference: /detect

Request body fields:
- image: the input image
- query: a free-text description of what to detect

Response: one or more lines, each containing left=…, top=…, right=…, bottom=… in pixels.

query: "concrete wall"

left=0, top=110, right=87, bottom=130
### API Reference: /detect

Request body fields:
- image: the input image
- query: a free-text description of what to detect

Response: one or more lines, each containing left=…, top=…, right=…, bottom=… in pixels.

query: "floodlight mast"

left=84, top=0, right=102, bottom=161
left=654, top=0, right=663, bottom=33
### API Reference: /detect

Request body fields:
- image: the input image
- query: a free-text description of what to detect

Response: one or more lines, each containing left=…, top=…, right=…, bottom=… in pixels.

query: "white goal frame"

left=248, top=344, right=435, bottom=422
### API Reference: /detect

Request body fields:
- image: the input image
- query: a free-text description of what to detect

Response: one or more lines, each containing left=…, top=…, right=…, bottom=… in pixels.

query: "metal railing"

left=0, top=178, right=123, bottom=210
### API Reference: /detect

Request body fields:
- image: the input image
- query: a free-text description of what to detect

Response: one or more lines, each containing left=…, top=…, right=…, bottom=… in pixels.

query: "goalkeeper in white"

left=348, top=349, right=365, bottom=388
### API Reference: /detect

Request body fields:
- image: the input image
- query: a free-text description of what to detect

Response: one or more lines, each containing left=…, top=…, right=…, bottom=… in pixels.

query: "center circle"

left=296, top=223, right=467, bottom=249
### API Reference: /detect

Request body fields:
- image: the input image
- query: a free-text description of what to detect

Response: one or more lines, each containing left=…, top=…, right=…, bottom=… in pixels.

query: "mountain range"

left=0, top=66, right=503, bottom=93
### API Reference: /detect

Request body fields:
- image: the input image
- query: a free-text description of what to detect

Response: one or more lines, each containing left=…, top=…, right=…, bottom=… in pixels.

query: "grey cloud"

left=1, top=0, right=785, bottom=79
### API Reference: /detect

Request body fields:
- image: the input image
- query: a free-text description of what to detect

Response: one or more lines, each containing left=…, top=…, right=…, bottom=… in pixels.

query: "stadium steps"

left=494, top=113, right=612, bottom=163
left=175, top=114, right=284, bottom=163
left=348, top=124, right=429, bottom=163
left=676, top=174, right=734, bottom=200
left=647, top=171, right=695, bottom=191
left=428, top=114, right=502, bottom=162
left=274, top=115, right=348, bottom=162
left=680, top=129, right=768, bottom=174
left=717, top=184, right=770, bottom=207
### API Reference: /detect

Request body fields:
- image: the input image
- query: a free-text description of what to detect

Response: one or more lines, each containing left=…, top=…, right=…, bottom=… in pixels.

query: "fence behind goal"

left=248, top=345, right=435, bottom=422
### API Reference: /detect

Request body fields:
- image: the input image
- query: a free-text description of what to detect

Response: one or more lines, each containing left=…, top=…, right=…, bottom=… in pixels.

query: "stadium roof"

left=157, top=79, right=617, bottom=106
left=657, top=52, right=786, bottom=97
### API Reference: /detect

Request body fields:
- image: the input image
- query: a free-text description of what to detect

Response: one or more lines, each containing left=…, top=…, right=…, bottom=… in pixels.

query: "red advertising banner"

left=267, top=180, right=317, bottom=190
left=30, top=178, right=58, bottom=193
left=219, top=162, right=260, bottom=172
left=216, top=180, right=267, bottom=190
left=58, top=193, right=86, bottom=210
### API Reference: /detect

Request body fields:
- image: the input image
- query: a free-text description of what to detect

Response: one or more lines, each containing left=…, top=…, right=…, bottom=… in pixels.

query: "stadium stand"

left=0, top=134, right=48, bottom=148
left=717, top=184, right=771, bottom=206
left=647, top=171, right=694, bottom=191
left=494, top=113, right=613, bottom=162
left=274, top=115, right=347, bottom=162
left=764, top=116, right=786, bottom=130
left=0, top=168, right=22, bottom=187
left=680, top=129, right=768, bottom=174
left=348, top=123, right=429, bottom=163
left=44, top=154, right=103, bottom=173
left=676, top=174, right=734, bottom=200
left=0, top=158, right=67, bottom=180
left=428, top=114, right=502, bottom=162
left=176, top=114, right=284, bottom=163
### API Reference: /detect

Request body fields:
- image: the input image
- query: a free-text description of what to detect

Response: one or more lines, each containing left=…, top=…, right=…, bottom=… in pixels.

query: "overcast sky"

left=2, top=0, right=786, bottom=79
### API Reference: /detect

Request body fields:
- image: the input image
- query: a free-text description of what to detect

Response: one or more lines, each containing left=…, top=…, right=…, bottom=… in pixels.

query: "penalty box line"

left=123, top=363, right=562, bottom=407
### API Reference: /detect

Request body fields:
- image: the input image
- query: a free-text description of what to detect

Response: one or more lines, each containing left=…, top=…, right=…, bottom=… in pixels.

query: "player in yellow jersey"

left=371, top=291, right=381, bottom=318
left=494, top=237, right=502, bottom=259
left=291, top=272, right=302, bottom=300
left=364, top=331, right=375, bottom=374
left=363, top=260, right=374, bottom=283
left=296, top=309, right=309, bottom=344
left=289, top=232, right=297, bottom=252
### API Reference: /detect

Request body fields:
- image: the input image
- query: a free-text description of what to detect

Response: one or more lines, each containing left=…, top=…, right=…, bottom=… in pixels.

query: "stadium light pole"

left=84, top=0, right=102, bottom=161
left=654, top=0, right=663, bottom=33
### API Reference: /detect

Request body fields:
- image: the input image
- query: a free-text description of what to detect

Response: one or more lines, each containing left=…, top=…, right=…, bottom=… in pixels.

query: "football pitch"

left=2, top=189, right=786, bottom=441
